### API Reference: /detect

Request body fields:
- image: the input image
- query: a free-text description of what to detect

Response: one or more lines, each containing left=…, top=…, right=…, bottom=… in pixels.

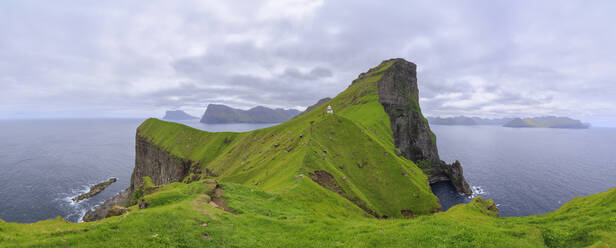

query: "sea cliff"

left=6, top=58, right=612, bottom=247
left=372, top=59, right=472, bottom=195
left=83, top=133, right=201, bottom=221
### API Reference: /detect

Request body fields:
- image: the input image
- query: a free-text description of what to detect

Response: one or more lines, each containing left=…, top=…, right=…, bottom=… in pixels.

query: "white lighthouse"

left=326, top=105, right=333, bottom=114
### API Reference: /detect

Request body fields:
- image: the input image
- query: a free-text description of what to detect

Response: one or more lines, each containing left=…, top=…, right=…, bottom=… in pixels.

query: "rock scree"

left=373, top=58, right=472, bottom=195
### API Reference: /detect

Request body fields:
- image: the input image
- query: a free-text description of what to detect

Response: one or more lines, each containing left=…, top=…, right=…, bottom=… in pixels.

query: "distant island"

left=162, top=110, right=199, bottom=120
left=200, top=104, right=300, bottom=124
left=428, top=116, right=514, bottom=126
left=503, top=116, right=590, bottom=129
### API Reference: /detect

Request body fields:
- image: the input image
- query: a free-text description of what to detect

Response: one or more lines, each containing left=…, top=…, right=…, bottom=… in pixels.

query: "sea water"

left=430, top=125, right=616, bottom=216
left=0, top=119, right=614, bottom=222
left=0, top=119, right=277, bottom=223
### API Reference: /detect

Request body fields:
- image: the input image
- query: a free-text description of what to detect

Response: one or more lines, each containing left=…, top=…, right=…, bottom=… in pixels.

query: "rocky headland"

left=200, top=104, right=300, bottom=124
left=370, top=58, right=472, bottom=195
left=6, top=58, right=615, bottom=247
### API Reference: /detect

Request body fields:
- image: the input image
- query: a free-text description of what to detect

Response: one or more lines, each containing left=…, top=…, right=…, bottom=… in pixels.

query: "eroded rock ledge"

left=375, top=58, right=472, bottom=195
left=72, top=178, right=117, bottom=202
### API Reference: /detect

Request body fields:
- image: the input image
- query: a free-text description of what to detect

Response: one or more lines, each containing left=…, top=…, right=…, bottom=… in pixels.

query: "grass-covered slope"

left=136, top=59, right=440, bottom=218
left=1, top=60, right=614, bottom=247
left=2, top=181, right=614, bottom=247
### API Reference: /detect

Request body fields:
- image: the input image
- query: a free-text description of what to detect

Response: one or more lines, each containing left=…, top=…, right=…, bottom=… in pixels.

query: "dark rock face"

left=162, top=110, right=198, bottom=120
left=83, top=132, right=197, bottom=222
left=201, top=104, right=300, bottom=124
left=72, top=178, right=117, bottom=202
left=375, top=58, right=472, bottom=195
left=130, top=134, right=197, bottom=192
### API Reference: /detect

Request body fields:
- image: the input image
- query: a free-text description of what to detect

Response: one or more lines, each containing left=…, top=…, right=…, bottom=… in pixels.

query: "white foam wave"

left=471, top=185, right=486, bottom=197
left=55, top=183, right=97, bottom=222
left=62, top=184, right=92, bottom=205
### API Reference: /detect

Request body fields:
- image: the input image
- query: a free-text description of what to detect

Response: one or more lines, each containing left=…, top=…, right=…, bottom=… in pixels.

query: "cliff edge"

left=83, top=133, right=200, bottom=222
left=370, top=58, right=472, bottom=195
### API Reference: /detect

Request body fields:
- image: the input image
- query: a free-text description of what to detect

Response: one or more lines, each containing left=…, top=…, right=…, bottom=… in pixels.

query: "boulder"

left=105, top=205, right=128, bottom=218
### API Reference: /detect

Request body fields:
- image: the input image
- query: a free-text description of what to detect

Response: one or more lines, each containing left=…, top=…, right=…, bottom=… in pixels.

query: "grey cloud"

left=282, top=67, right=333, bottom=80
left=1, top=0, right=615, bottom=125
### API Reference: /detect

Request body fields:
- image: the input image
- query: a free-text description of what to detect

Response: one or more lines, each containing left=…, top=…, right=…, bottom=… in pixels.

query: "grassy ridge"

left=1, top=60, right=614, bottom=247
left=136, top=59, right=440, bottom=217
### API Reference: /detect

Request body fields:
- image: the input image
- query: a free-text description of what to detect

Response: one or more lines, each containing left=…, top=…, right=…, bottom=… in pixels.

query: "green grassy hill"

left=136, top=59, right=440, bottom=218
left=1, top=60, right=614, bottom=247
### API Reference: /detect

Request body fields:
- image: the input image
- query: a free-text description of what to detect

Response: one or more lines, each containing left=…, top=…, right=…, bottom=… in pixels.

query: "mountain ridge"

left=163, top=110, right=198, bottom=120
left=428, top=116, right=514, bottom=126
left=200, top=104, right=300, bottom=124
left=503, top=116, right=589, bottom=129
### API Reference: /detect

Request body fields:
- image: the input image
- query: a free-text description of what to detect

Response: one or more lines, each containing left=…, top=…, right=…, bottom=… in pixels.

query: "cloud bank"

left=1, top=0, right=615, bottom=126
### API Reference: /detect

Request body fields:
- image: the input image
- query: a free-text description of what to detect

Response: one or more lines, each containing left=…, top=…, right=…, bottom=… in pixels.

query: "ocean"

left=0, top=119, right=614, bottom=222
left=430, top=125, right=616, bottom=216
left=0, top=119, right=277, bottom=223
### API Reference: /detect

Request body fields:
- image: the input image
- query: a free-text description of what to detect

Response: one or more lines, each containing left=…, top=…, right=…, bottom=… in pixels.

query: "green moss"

left=143, top=176, right=155, bottom=189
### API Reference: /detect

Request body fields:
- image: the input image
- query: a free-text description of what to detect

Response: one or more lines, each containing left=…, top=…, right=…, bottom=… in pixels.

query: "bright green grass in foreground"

left=1, top=181, right=614, bottom=247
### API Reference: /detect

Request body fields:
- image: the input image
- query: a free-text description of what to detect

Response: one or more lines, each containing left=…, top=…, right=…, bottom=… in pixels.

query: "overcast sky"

left=1, top=1, right=615, bottom=126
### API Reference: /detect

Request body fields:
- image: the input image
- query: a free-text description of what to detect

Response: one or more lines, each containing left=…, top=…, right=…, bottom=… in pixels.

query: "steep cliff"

left=83, top=132, right=199, bottom=222
left=130, top=134, right=200, bottom=192
left=370, top=58, right=472, bottom=195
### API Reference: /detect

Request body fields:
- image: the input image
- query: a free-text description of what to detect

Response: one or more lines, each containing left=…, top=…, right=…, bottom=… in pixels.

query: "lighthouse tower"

left=326, top=105, right=333, bottom=114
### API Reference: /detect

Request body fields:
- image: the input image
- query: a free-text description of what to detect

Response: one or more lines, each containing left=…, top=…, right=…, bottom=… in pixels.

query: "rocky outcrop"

left=83, top=132, right=198, bottom=222
left=72, top=178, right=117, bottom=202
left=82, top=189, right=131, bottom=221
left=130, top=134, right=199, bottom=192
left=106, top=205, right=129, bottom=218
left=374, top=58, right=472, bottom=195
